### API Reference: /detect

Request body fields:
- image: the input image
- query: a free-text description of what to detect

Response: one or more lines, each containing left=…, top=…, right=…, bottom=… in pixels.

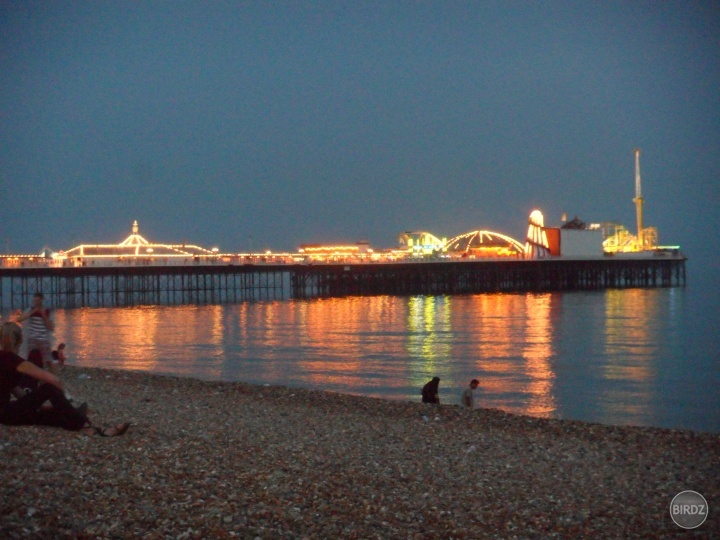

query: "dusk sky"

left=2, top=1, right=719, bottom=277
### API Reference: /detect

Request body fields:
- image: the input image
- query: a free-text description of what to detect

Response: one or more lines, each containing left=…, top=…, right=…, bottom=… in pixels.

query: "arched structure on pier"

left=445, top=230, right=524, bottom=258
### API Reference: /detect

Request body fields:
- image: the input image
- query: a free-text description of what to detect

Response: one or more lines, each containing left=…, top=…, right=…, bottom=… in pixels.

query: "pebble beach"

left=1, top=365, right=718, bottom=539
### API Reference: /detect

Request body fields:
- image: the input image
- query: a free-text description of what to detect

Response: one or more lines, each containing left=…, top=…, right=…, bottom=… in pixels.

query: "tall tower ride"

left=633, top=148, right=644, bottom=248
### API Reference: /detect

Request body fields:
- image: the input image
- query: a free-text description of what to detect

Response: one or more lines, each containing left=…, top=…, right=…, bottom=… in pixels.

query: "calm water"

left=15, top=280, right=720, bottom=433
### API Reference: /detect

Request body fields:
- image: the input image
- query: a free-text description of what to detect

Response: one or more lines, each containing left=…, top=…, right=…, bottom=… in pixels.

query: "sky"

left=2, top=1, right=719, bottom=277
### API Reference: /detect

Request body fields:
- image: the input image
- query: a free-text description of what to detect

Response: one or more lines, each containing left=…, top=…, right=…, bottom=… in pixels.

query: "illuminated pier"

left=1, top=150, right=689, bottom=311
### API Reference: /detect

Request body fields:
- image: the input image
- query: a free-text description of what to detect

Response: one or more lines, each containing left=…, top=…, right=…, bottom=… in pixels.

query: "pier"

left=1, top=255, right=686, bottom=310
left=0, top=264, right=287, bottom=310
left=0, top=214, right=688, bottom=310
left=291, top=256, right=686, bottom=299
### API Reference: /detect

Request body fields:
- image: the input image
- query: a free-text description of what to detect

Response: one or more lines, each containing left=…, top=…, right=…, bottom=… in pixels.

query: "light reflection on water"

left=48, top=287, right=719, bottom=433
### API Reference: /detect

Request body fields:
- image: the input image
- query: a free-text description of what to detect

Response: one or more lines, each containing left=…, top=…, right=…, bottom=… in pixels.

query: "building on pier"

left=397, top=231, right=447, bottom=256
left=59, top=220, right=219, bottom=266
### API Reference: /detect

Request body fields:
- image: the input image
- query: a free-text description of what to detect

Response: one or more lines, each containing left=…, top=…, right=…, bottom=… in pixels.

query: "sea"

left=8, top=269, right=720, bottom=434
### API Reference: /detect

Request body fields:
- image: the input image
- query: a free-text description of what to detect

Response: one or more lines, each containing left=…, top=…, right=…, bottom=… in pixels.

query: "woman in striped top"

left=15, top=293, right=55, bottom=373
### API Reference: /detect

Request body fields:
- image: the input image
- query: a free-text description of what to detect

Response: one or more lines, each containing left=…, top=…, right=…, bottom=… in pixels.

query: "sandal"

left=98, top=422, right=130, bottom=437
left=76, top=402, right=88, bottom=417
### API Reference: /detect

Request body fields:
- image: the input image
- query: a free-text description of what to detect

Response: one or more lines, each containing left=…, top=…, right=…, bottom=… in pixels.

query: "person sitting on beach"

left=461, top=379, right=479, bottom=409
left=15, top=348, right=44, bottom=395
left=421, top=377, right=441, bottom=404
left=0, top=322, right=129, bottom=437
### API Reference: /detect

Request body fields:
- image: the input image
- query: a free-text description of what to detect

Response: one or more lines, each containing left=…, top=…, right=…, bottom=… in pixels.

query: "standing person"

left=15, top=293, right=55, bottom=373
left=461, top=379, right=479, bottom=409
left=0, top=322, right=129, bottom=437
left=421, top=377, right=441, bottom=404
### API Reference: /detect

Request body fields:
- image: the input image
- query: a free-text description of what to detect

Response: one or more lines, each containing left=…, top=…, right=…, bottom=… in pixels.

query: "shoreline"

left=2, top=365, right=718, bottom=538
left=67, top=361, right=720, bottom=435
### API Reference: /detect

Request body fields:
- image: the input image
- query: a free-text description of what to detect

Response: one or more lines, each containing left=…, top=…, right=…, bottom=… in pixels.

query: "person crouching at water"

left=0, top=322, right=129, bottom=437
left=52, top=342, right=68, bottom=366
left=461, top=379, right=479, bottom=409
left=422, top=377, right=441, bottom=404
